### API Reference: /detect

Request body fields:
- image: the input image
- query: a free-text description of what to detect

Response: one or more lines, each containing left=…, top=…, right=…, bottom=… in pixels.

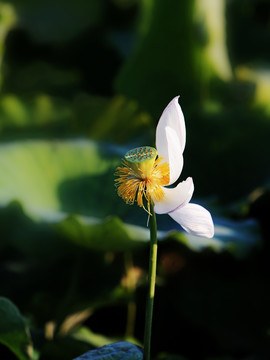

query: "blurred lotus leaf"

left=0, top=139, right=117, bottom=219
left=193, top=0, right=232, bottom=82
left=0, top=95, right=152, bottom=145
left=0, top=94, right=72, bottom=130
left=55, top=215, right=150, bottom=252
left=173, top=216, right=260, bottom=258
left=7, top=0, right=102, bottom=43
left=0, top=297, right=32, bottom=360
left=73, top=341, right=143, bottom=360
left=115, top=0, right=232, bottom=115
left=0, top=3, right=17, bottom=88
left=73, top=95, right=152, bottom=144
left=236, top=65, right=270, bottom=113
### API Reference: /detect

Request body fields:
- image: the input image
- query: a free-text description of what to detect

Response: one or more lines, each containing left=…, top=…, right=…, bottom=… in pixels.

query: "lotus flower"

left=115, top=96, right=214, bottom=238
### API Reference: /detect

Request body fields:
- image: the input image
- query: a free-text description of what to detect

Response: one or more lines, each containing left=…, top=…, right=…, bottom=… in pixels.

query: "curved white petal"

left=154, top=177, right=194, bottom=214
left=169, top=203, right=214, bottom=238
left=156, top=96, right=186, bottom=154
left=158, top=126, right=183, bottom=185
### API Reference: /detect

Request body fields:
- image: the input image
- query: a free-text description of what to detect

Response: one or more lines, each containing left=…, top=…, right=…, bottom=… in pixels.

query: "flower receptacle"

left=124, top=146, right=157, bottom=179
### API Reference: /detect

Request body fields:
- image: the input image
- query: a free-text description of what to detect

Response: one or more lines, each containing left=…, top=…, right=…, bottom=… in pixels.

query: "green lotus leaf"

left=55, top=215, right=149, bottom=251
left=73, top=341, right=143, bottom=360
left=0, top=139, right=117, bottom=220
left=72, top=326, right=117, bottom=349
left=167, top=216, right=260, bottom=258
left=0, top=95, right=152, bottom=145
left=0, top=94, right=73, bottom=130
left=115, top=0, right=232, bottom=115
left=0, top=297, right=32, bottom=360
left=8, top=0, right=102, bottom=43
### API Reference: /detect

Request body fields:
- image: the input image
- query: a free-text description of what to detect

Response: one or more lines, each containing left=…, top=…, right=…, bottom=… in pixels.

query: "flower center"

left=115, top=146, right=170, bottom=213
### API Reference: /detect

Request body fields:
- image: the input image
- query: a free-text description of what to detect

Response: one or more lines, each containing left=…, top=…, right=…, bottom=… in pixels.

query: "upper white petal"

left=169, top=203, right=214, bottom=238
left=159, top=126, right=183, bottom=185
left=156, top=96, right=186, bottom=154
left=154, top=177, right=194, bottom=214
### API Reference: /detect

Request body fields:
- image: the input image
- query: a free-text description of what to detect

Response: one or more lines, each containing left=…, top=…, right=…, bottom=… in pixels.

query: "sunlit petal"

left=154, top=177, right=194, bottom=214
left=169, top=203, right=214, bottom=238
left=156, top=96, right=186, bottom=154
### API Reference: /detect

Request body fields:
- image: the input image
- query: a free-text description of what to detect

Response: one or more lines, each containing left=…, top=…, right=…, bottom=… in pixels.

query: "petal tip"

left=203, top=222, right=215, bottom=238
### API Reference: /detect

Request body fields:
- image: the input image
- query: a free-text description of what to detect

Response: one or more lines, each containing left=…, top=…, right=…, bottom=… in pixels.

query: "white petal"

left=154, top=177, right=194, bottom=214
left=156, top=96, right=186, bottom=154
left=159, top=126, right=183, bottom=185
left=169, top=203, right=214, bottom=238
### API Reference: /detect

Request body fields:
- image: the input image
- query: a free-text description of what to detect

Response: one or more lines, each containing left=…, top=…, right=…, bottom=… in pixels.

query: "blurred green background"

left=0, top=0, right=270, bottom=359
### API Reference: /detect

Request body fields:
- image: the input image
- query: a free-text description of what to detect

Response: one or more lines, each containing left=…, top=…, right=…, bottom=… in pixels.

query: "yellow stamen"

left=115, top=146, right=170, bottom=214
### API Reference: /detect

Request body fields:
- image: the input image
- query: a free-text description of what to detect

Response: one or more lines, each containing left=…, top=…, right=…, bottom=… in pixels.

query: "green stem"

left=143, top=202, right=158, bottom=360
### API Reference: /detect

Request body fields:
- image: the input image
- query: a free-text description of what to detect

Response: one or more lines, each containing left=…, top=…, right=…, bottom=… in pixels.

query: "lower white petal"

left=169, top=203, right=214, bottom=238
left=154, top=177, right=194, bottom=214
